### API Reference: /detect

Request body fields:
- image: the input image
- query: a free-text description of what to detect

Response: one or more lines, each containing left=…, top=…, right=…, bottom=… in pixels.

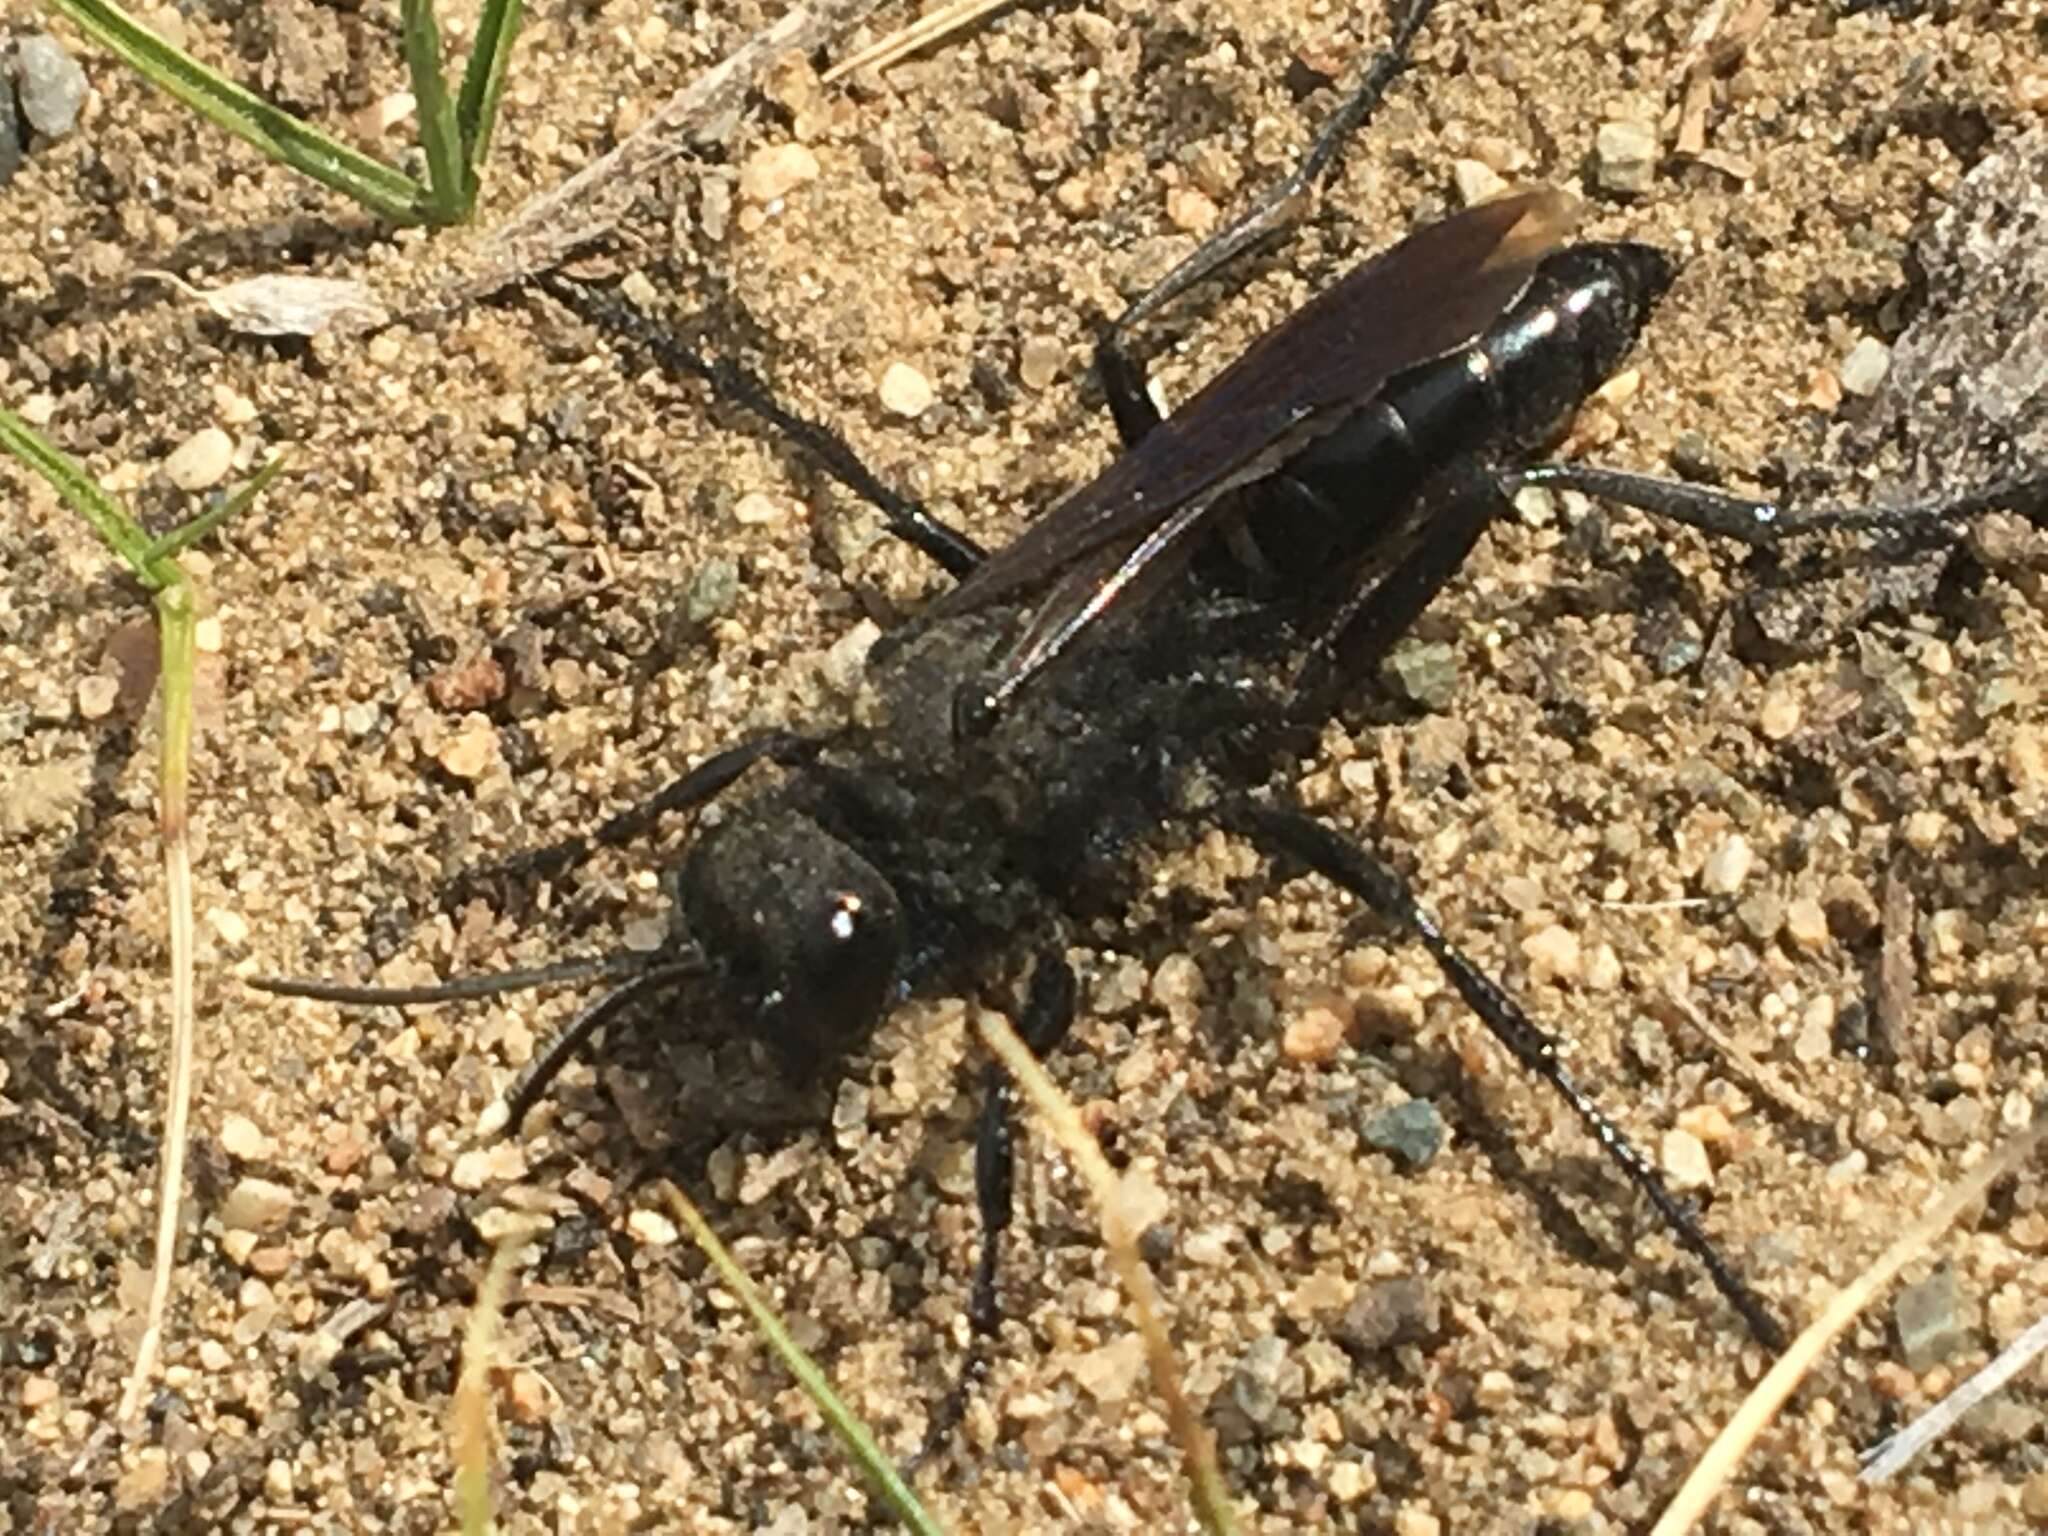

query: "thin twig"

left=401, top=0, right=888, bottom=321
left=1651, top=1098, right=2048, bottom=1534
left=1860, top=1308, right=2048, bottom=1484
left=820, top=0, right=1011, bottom=83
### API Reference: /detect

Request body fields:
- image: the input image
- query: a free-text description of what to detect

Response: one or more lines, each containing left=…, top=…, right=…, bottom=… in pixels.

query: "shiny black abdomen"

left=1251, top=241, right=1673, bottom=579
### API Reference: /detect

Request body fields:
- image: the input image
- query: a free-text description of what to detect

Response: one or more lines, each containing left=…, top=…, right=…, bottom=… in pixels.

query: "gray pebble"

left=1894, top=1265, right=1967, bottom=1371
left=1380, top=639, right=1459, bottom=711
left=1217, top=1332, right=1303, bottom=1442
left=1362, top=1097, right=1444, bottom=1170
left=1338, top=1275, right=1437, bottom=1352
left=685, top=557, right=740, bottom=625
left=14, top=34, right=90, bottom=140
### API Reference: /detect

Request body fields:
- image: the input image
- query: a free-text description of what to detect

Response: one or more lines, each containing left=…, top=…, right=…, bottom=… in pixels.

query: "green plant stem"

left=660, top=1183, right=948, bottom=1536
left=43, top=0, right=430, bottom=222
left=0, top=405, right=157, bottom=574
left=456, top=0, right=526, bottom=176
left=401, top=0, right=470, bottom=223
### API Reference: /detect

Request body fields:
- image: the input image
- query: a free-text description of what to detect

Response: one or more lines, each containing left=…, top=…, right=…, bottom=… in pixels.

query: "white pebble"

left=164, top=427, right=234, bottom=491
left=878, top=361, right=934, bottom=418
left=1594, top=120, right=1658, bottom=194
left=738, top=143, right=819, bottom=203
left=1701, top=833, right=1753, bottom=896
left=1019, top=335, right=1065, bottom=391
left=1660, top=1127, right=1714, bottom=1191
left=1839, top=336, right=1892, bottom=398
left=626, top=1209, right=680, bottom=1246
left=1453, top=158, right=1507, bottom=206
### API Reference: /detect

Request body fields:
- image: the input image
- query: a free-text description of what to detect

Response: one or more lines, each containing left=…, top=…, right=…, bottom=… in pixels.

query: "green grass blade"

left=400, top=0, right=470, bottom=223
left=456, top=0, right=525, bottom=177
left=0, top=405, right=159, bottom=579
left=658, top=1183, right=948, bottom=1536
left=43, top=0, right=428, bottom=223
left=141, top=454, right=287, bottom=574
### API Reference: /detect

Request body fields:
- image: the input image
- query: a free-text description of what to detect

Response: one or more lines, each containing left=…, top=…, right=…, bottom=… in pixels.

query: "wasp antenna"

left=249, top=951, right=650, bottom=1007
left=479, top=960, right=705, bottom=1140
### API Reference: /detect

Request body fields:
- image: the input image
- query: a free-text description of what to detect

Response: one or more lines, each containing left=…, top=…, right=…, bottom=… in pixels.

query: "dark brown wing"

left=941, top=188, right=1579, bottom=721
left=938, top=188, right=1578, bottom=620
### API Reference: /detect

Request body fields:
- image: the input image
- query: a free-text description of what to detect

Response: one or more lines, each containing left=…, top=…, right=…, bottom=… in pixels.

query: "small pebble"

left=821, top=620, right=880, bottom=695
left=1165, top=186, right=1217, bottom=233
left=1520, top=924, right=1581, bottom=986
left=1793, top=1003, right=1834, bottom=1065
left=1593, top=119, right=1657, bottom=194
left=1281, top=1002, right=1348, bottom=1064
left=2020, top=1468, right=2048, bottom=1521
left=436, top=720, right=499, bottom=781
left=219, top=1114, right=271, bottom=1162
left=164, top=427, right=234, bottom=492
left=1340, top=1276, right=1436, bottom=1351
left=262, top=1457, right=294, bottom=1503
left=1550, top=1488, right=1595, bottom=1523
left=1838, top=336, right=1892, bottom=398
left=731, top=491, right=783, bottom=527
left=15, top=34, right=90, bottom=139
left=626, top=1208, right=679, bottom=1246
left=2007, top=724, right=2048, bottom=801
left=114, top=1451, right=171, bottom=1511
left=1329, top=1460, right=1376, bottom=1502
left=1473, top=1369, right=1515, bottom=1411
left=504, top=1367, right=553, bottom=1424
left=877, top=361, right=934, bottom=418
left=1677, top=1103, right=1734, bottom=1144
left=220, top=1176, right=294, bottom=1233
left=1019, top=335, right=1065, bottom=390
left=76, top=674, right=119, bottom=720
left=1452, top=158, right=1507, bottom=205
left=1380, top=639, right=1459, bottom=711
left=1660, top=1127, right=1713, bottom=1191
left=738, top=142, right=819, bottom=203
left=1758, top=688, right=1801, bottom=740
left=1700, top=833, right=1753, bottom=895
left=1783, top=897, right=1829, bottom=953
left=686, top=557, right=741, bottom=623
left=1895, top=1267, right=1967, bottom=1370
left=1362, top=1099, right=1445, bottom=1171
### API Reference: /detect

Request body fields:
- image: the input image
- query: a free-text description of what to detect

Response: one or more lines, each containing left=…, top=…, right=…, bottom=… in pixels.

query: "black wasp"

left=257, top=0, right=2046, bottom=1458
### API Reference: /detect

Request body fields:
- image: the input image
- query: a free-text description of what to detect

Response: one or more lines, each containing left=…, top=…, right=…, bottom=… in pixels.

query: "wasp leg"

left=1094, top=330, right=1164, bottom=449
left=1508, top=463, right=2048, bottom=546
left=1108, top=0, right=1441, bottom=342
left=1231, top=801, right=1787, bottom=1353
left=916, top=949, right=1079, bottom=1468
left=446, top=731, right=816, bottom=904
left=536, top=273, right=986, bottom=578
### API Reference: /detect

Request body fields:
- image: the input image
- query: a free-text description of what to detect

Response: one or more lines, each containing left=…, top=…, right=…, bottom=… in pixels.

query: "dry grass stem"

left=975, top=1010, right=1242, bottom=1536
left=1651, top=1099, right=2048, bottom=1534
left=1859, top=1307, right=2048, bottom=1484
left=820, top=0, right=1012, bottom=83
left=452, top=1222, right=542, bottom=1535
left=413, top=0, right=887, bottom=317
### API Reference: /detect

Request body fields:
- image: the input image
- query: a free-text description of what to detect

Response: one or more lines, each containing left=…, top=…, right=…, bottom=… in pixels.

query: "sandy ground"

left=4, top=0, right=2048, bottom=1531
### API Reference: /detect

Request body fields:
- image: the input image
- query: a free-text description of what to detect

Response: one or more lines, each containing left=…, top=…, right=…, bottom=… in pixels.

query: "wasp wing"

left=941, top=188, right=1578, bottom=715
